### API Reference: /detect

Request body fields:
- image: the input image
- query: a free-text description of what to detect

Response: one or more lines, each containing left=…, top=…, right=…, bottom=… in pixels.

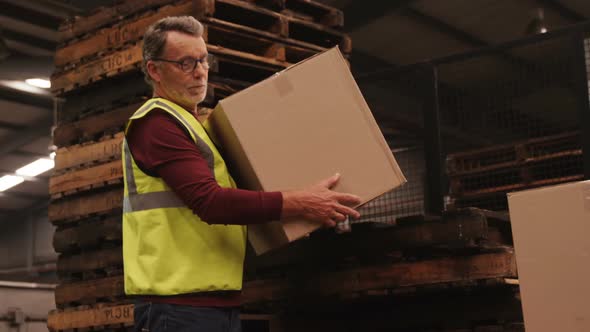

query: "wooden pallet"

left=249, top=208, right=512, bottom=274
left=55, top=1, right=326, bottom=69
left=449, top=139, right=583, bottom=197
left=57, top=0, right=173, bottom=42
left=54, top=133, right=124, bottom=172
left=55, top=71, right=150, bottom=123
left=242, top=250, right=517, bottom=305
left=450, top=168, right=583, bottom=197
left=242, top=0, right=343, bottom=28
left=49, top=160, right=123, bottom=198
left=447, top=132, right=580, bottom=176
left=51, top=257, right=517, bottom=311
left=48, top=303, right=134, bottom=332
left=53, top=215, right=122, bottom=254
left=198, top=0, right=350, bottom=51
left=54, top=102, right=140, bottom=147
left=57, top=246, right=123, bottom=281
left=54, top=70, right=236, bottom=126
left=51, top=40, right=287, bottom=94
left=55, top=276, right=125, bottom=309
left=48, top=292, right=523, bottom=332
left=48, top=187, right=123, bottom=225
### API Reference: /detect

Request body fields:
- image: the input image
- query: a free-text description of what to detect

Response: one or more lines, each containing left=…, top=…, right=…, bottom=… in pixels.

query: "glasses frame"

left=151, top=55, right=211, bottom=73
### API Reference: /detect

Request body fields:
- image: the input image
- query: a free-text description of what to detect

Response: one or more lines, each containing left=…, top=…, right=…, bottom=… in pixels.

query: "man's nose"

left=193, top=63, right=207, bottom=78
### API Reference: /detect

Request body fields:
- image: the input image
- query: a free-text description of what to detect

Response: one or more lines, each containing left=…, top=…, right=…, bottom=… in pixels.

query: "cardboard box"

left=207, top=47, right=406, bottom=254
left=507, top=180, right=590, bottom=332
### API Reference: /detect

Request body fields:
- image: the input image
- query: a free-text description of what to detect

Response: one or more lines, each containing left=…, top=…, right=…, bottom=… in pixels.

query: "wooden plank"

left=286, top=15, right=351, bottom=53
left=55, top=276, right=124, bottom=308
left=48, top=187, right=123, bottom=224
left=56, top=71, right=150, bottom=124
left=205, top=23, right=286, bottom=61
left=208, top=0, right=289, bottom=36
left=204, top=17, right=325, bottom=52
left=54, top=102, right=140, bottom=147
left=49, top=160, right=123, bottom=196
left=251, top=209, right=493, bottom=272
left=53, top=216, right=122, bottom=254
left=58, top=0, right=174, bottom=42
left=446, top=132, right=580, bottom=175
left=52, top=39, right=276, bottom=94
left=57, top=247, right=122, bottom=277
left=242, top=250, right=517, bottom=304
left=243, top=0, right=343, bottom=28
left=283, top=0, right=344, bottom=28
left=55, top=1, right=196, bottom=67
left=51, top=42, right=143, bottom=94
left=47, top=303, right=133, bottom=331
left=55, top=133, right=124, bottom=171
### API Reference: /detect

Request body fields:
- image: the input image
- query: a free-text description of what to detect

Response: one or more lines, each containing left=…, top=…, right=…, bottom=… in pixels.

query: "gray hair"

left=142, top=16, right=204, bottom=86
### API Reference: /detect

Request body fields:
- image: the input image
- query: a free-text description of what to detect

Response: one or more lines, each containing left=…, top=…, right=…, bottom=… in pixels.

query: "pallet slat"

left=55, top=133, right=124, bottom=171
left=48, top=303, right=133, bottom=331
left=52, top=40, right=281, bottom=94
left=53, top=216, right=122, bottom=254
left=252, top=208, right=500, bottom=272
left=48, top=187, right=123, bottom=224
left=57, top=247, right=122, bottom=278
left=55, top=276, right=125, bottom=308
left=55, top=1, right=196, bottom=67
left=58, top=0, right=173, bottom=42
left=49, top=160, right=123, bottom=197
left=242, top=250, right=517, bottom=305
left=53, top=102, right=140, bottom=147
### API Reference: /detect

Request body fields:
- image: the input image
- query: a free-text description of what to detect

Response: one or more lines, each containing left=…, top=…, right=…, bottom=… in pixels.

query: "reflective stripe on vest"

left=122, top=140, right=185, bottom=213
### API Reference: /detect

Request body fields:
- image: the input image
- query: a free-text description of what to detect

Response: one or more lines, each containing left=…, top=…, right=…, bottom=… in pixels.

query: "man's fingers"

left=323, top=219, right=336, bottom=228
left=319, top=173, right=340, bottom=189
left=335, top=205, right=361, bottom=219
left=335, top=193, right=362, bottom=206
left=331, top=212, right=346, bottom=222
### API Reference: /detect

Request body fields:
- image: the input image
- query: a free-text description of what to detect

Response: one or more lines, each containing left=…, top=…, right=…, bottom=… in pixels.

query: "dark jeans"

left=134, top=302, right=241, bottom=332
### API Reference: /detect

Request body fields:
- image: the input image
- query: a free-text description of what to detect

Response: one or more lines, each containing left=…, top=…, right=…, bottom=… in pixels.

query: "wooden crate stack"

left=47, top=1, right=348, bottom=331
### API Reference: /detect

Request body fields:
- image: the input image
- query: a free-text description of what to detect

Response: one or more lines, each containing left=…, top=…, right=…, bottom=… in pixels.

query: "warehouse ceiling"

left=0, top=0, right=589, bottom=220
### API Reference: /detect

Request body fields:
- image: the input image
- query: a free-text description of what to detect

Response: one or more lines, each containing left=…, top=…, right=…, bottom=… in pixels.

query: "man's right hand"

left=281, top=173, right=362, bottom=228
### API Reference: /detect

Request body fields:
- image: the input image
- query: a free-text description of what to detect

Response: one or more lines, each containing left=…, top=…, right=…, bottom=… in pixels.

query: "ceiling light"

left=16, top=158, right=55, bottom=177
left=0, top=175, right=24, bottom=192
left=25, top=78, right=51, bottom=89
left=526, top=8, right=549, bottom=35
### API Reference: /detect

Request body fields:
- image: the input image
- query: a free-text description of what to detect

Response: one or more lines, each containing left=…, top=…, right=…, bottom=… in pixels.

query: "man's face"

left=149, top=31, right=209, bottom=110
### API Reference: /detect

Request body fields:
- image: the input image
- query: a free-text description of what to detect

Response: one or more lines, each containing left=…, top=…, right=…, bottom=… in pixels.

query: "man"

left=123, top=16, right=361, bottom=332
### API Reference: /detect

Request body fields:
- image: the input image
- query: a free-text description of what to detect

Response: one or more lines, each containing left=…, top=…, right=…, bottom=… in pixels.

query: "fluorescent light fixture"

left=16, top=158, right=55, bottom=177
left=25, top=78, right=51, bottom=89
left=0, top=80, right=50, bottom=95
left=0, top=175, right=24, bottom=192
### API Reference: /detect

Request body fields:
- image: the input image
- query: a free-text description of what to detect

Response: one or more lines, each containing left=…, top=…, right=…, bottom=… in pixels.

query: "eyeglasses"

left=151, top=55, right=210, bottom=72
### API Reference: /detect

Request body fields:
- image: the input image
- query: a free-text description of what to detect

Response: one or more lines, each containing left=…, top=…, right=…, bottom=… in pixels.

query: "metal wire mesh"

left=355, top=147, right=425, bottom=224
left=360, top=28, right=588, bottom=214
left=438, top=32, right=586, bottom=211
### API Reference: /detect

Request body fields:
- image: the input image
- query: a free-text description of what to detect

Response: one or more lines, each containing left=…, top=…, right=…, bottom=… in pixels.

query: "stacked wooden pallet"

left=48, top=208, right=524, bottom=331
left=447, top=132, right=583, bottom=211
left=48, top=1, right=347, bottom=331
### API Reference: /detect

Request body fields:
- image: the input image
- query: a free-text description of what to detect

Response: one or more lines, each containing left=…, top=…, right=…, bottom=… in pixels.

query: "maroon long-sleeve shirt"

left=126, top=108, right=283, bottom=307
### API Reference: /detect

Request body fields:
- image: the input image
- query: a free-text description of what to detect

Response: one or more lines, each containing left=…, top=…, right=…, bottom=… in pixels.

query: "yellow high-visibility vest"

left=122, top=98, right=246, bottom=295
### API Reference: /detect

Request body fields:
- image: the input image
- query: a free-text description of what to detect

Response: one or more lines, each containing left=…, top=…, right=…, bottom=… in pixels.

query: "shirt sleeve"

left=126, top=109, right=283, bottom=225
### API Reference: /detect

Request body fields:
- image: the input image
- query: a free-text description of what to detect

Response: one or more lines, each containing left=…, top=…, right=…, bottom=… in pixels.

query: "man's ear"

left=146, top=60, right=161, bottom=83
